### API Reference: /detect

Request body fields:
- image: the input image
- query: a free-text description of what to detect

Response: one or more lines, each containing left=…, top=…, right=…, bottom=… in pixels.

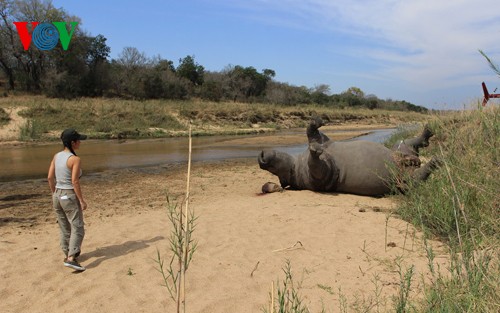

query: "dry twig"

left=272, top=241, right=304, bottom=253
left=250, top=261, right=260, bottom=277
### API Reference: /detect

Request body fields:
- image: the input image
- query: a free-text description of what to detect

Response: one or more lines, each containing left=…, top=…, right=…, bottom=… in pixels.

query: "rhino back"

left=327, top=141, right=394, bottom=196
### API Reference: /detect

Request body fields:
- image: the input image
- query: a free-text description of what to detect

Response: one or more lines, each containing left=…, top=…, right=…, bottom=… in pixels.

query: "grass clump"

left=393, top=262, right=415, bottom=313
left=392, top=106, right=499, bottom=312
left=263, top=260, right=312, bottom=313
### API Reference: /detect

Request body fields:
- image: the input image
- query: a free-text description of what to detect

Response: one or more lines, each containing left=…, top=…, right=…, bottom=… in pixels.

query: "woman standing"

left=47, top=128, right=88, bottom=272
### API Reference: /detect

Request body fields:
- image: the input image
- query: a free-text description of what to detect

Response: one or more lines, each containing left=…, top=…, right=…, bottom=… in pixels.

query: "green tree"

left=264, top=81, right=311, bottom=105
left=0, top=0, right=17, bottom=89
left=85, top=34, right=110, bottom=66
left=310, top=84, right=331, bottom=105
left=345, top=86, right=365, bottom=98
left=138, top=56, right=190, bottom=100
left=81, top=34, right=110, bottom=96
left=176, top=55, right=204, bottom=86
left=262, top=68, right=276, bottom=80
left=224, top=65, right=274, bottom=101
left=365, top=94, right=379, bottom=110
left=340, top=87, right=366, bottom=107
left=156, top=59, right=175, bottom=72
left=111, top=47, right=150, bottom=98
left=143, top=73, right=165, bottom=99
left=44, top=33, right=87, bottom=98
left=200, top=80, right=222, bottom=101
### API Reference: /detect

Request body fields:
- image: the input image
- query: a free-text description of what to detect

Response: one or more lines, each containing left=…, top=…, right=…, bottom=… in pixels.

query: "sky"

left=51, top=0, right=500, bottom=110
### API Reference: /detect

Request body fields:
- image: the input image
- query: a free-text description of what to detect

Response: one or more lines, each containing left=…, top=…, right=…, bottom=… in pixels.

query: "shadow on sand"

left=79, top=236, right=164, bottom=269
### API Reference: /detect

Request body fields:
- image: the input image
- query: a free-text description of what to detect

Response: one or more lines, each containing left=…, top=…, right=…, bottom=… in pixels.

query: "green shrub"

left=19, top=119, right=44, bottom=140
left=263, top=260, right=311, bottom=313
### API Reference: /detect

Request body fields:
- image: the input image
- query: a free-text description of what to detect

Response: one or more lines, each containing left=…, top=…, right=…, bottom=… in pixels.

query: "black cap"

left=61, top=128, right=87, bottom=142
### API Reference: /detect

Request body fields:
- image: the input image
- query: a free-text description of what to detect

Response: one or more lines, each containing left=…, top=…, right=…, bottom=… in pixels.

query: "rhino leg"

left=394, top=156, right=441, bottom=194
left=307, top=117, right=330, bottom=144
left=396, top=124, right=434, bottom=156
left=411, top=156, right=442, bottom=182
left=307, top=142, right=339, bottom=191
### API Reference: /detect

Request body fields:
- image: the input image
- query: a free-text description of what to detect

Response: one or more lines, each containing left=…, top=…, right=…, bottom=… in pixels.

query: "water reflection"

left=0, top=128, right=395, bottom=182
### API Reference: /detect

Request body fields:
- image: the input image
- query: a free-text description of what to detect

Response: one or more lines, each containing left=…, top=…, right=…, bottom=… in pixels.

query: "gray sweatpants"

left=53, top=189, right=85, bottom=258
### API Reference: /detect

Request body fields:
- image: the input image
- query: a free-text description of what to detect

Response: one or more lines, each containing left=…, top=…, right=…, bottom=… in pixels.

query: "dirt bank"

left=0, top=107, right=25, bottom=142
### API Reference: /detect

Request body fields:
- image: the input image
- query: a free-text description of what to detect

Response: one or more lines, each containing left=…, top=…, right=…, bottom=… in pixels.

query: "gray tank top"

left=55, top=151, right=81, bottom=189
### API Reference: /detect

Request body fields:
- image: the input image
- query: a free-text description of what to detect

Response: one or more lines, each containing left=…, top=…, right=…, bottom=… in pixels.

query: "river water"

left=0, top=128, right=395, bottom=182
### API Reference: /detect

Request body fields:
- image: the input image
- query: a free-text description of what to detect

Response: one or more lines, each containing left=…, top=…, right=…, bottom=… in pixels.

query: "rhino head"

left=258, top=149, right=295, bottom=188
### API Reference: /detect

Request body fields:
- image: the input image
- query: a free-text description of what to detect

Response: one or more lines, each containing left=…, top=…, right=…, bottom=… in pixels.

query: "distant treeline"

left=0, top=0, right=427, bottom=113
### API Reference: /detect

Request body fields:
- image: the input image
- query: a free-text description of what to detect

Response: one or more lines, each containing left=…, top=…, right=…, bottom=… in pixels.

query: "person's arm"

left=47, top=157, right=56, bottom=193
left=70, top=156, right=87, bottom=210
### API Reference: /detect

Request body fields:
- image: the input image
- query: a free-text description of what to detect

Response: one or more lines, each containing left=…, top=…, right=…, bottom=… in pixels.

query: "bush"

left=0, top=108, right=10, bottom=126
left=200, top=80, right=223, bottom=102
left=44, top=71, right=83, bottom=99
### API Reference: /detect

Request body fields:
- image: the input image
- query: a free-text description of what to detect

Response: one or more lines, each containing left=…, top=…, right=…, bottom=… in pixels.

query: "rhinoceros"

left=258, top=118, right=439, bottom=196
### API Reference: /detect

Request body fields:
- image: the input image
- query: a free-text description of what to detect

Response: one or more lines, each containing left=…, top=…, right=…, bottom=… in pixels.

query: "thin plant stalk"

left=438, top=143, right=465, bottom=249
left=180, top=123, right=192, bottom=313
left=156, top=122, right=197, bottom=313
left=271, top=281, right=274, bottom=313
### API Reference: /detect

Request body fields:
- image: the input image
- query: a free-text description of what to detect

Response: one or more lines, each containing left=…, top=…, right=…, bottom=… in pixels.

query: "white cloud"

left=230, top=0, right=500, bottom=93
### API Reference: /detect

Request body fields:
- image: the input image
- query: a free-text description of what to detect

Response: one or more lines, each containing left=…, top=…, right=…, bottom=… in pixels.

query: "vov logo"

left=13, top=22, right=78, bottom=51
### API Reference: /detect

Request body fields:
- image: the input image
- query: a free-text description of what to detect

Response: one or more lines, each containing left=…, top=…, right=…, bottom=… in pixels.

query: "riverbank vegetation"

left=390, top=106, right=499, bottom=312
left=0, top=96, right=432, bottom=141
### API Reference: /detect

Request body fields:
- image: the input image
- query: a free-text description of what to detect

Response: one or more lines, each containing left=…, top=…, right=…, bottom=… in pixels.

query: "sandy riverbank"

left=0, top=156, right=447, bottom=312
